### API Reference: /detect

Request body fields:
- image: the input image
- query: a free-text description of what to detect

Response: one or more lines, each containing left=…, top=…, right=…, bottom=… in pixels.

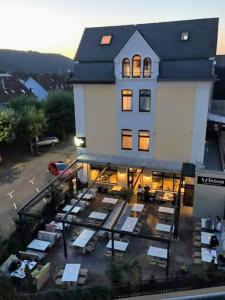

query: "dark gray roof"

left=158, top=59, right=214, bottom=81
left=72, top=62, right=114, bottom=83
left=69, top=18, right=218, bottom=83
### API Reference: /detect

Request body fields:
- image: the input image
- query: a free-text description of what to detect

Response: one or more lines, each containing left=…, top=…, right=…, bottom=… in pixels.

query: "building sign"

left=197, top=176, right=225, bottom=187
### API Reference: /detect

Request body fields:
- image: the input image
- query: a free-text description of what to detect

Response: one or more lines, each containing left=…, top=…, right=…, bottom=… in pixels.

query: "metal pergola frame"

left=17, top=158, right=182, bottom=278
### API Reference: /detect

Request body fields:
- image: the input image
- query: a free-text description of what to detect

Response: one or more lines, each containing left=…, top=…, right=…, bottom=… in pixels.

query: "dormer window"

left=101, top=35, right=112, bottom=45
left=181, top=32, right=189, bottom=41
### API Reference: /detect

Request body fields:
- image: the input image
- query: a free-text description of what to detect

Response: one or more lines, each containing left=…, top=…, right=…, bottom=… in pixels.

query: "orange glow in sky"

left=0, top=0, right=225, bottom=58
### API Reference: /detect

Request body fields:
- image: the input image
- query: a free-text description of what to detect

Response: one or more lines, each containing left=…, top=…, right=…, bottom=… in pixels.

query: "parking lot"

left=0, top=139, right=76, bottom=238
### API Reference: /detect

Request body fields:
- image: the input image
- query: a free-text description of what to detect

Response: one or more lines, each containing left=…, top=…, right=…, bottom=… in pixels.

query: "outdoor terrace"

left=2, top=161, right=205, bottom=297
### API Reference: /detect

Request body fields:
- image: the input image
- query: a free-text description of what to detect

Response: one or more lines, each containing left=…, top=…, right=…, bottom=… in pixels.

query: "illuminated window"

left=101, top=35, right=112, bottom=45
left=132, top=55, right=141, bottom=77
left=138, top=130, right=150, bottom=151
left=121, top=89, right=132, bottom=111
left=181, top=32, right=189, bottom=41
left=139, top=89, right=151, bottom=112
left=121, top=129, right=132, bottom=150
left=122, top=58, right=130, bottom=78
left=143, top=57, right=152, bottom=78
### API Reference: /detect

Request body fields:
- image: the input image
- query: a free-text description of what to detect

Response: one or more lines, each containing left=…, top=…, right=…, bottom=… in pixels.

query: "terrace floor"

left=37, top=187, right=195, bottom=290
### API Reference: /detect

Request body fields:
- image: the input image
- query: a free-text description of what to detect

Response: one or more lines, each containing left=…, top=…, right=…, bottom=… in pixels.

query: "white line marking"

left=28, top=178, right=35, bottom=185
left=36, top=187, right=40, bottom=193
left=13, top=202, right=17, bottom=210
left=43, top=198, right=47, bottom=203
left=7, top=191, right=15, bottom=199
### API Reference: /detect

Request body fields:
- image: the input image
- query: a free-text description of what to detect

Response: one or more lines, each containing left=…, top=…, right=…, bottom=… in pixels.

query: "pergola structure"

left=18, top=157, right=184, bottom=277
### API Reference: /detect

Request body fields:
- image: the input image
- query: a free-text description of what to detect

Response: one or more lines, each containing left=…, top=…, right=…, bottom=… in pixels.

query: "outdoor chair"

left=56, top=268, right=64, bottom=277
left=104, top=250, right=112, bottom=257
left=193, top=241, right=201, bottom=247
left=193, top=258, right=202, bottom=264
left=80, top=268, right=88, bottom=277
left=55, top=277, right=63, bottom=287
left=134, top=227, right=141, bottom=233
left=193, top=234, right=201, bottom=242
left=149, top=259, right=157, bottom=266
left=158, top=261, right=167, bottom=268
left=85, top=245, right=95, bottom=253
left=192, top=251, right=201, bottom=258
left=77, top=276, right=87, bottom=285
left=92, top=236, right=99, bottom=242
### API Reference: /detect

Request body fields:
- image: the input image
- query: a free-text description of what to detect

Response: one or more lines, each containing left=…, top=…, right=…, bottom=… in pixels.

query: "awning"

left=77, top=153, right=183, bottom=173
left=208, top=113, right=225, bottom=124
left=182, top=163, right=196, bottom=177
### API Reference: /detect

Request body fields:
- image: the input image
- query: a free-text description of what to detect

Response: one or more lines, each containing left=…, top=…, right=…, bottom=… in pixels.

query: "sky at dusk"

left=1, top=0, right=225, bottom=59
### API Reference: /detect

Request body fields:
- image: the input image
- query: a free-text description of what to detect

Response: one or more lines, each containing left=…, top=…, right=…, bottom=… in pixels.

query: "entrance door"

left=183, top=184, right=194, bottom=206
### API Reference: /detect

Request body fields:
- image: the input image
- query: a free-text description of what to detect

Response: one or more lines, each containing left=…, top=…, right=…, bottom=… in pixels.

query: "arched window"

left=143, top=57, right=152, bottom=78
left=122, top=58, right=130, bottom=78
left=132, top=55, right=141, bottom=78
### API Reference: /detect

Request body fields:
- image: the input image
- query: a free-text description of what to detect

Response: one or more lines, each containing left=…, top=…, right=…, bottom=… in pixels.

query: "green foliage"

left=9, top=95, right=42, bottom=112
left=9, top=95, right=47, bottom=148
left=44, top=90, right=75, bottom=139
left=0, top=276, right=17, bottom=300
left=106, top=256, right=140, bottom=285
left=0, top=108, right=17, bottom=143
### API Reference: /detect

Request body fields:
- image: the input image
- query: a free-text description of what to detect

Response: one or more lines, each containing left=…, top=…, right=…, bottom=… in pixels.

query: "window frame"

left=100, top=35, right=112, bottom=45
left=121, top=129, right=132, bottom=150
left=139, top=89, right=151, bottom=112
left=138, top=130, right=150, bottom=152
left=181, top=32, right=189, bottom=41
left=122, top=58, right=130, bottom=78
left=143, top=57, right=152, bottom=78
left=132, top=54, right=141, bottom=78
left=121, top=89, right=133, bottom=112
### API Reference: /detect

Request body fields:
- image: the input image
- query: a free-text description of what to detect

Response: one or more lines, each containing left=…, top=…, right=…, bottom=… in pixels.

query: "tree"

left=44, top=90, right=75, bottom=140
left=9, top=95, right=47, bottom=153
left=10, top=95, right=42, bottom=112
left=18, top=106, right=47, bottom=154
left=0, top=108, right=16, bottom=143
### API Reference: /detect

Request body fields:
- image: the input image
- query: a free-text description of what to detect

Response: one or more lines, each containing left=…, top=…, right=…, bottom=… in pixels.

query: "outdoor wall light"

left=74, top=136, right=86, bottom=148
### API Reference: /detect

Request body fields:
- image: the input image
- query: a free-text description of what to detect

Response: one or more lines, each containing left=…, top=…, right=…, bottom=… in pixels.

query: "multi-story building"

left=69, top=18, right=219, bottom=214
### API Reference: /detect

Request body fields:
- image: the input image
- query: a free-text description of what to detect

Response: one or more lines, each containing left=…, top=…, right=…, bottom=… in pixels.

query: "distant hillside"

left=0, top=49, right=74, bottom=74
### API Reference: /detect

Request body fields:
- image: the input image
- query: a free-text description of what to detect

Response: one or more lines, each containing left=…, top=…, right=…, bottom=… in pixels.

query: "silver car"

left=35, top=137, right=59, bottom=146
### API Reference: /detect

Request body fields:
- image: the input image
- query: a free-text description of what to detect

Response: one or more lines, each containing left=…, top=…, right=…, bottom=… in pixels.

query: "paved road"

left=0, top=141, right=76, bottom=238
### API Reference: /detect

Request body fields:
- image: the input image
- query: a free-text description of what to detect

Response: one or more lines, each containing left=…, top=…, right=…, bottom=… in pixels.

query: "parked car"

left=35, top=137, right=59, bottom=146
left=48, top=161, right=73, bottom=180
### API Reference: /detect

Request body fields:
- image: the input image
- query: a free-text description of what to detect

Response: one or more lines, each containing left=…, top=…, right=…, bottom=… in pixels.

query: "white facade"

left=114, top=31, right=160, bottom=159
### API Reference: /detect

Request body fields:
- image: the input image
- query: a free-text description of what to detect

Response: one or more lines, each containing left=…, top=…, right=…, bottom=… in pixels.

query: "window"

left=121, top=89, right=132, bottom=111
left=101, top=35, right=112, bottom=45
left=143, top=57, right=152, bottom=78
left=138, top=130, right=150, bottom=151
left=121, top=129, right=132, bottom=150
left=122, top=58, right=130, bottom=78
left=139, top=89, right=151, bottom=112
left=181, top=32, right=189, bottom=41
left=132, top=55, right=141, bottom=77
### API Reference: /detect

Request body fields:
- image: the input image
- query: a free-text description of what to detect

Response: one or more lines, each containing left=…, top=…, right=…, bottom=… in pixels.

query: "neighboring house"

left=0, top=73, right=33, bottom=105
left=70, top=18, right=219, bottom=215
left=24, top=74, right=72, bottom=100
left=24, top=77, right=48, bottom=100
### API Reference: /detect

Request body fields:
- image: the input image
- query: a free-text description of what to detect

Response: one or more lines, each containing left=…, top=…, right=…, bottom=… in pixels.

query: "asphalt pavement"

left=0, top=140, right=76, bottom=238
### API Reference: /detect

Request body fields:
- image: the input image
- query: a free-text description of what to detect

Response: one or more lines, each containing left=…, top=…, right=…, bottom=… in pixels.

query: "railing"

left=110, top=272, right=225, bottom=299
